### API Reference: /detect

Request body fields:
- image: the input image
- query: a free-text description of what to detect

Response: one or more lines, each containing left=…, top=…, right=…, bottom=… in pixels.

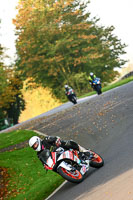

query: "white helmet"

left=29, top=136, right=42, bottom=151
left=90, top=72, right=94, bottom=76
left=64, top=85, right=68, bottom=89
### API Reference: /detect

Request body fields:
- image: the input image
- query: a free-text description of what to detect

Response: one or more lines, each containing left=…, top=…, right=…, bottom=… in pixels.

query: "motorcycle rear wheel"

left=72, top=98, right=77, bottom=104
left=58, top=164, right=84, bottom=183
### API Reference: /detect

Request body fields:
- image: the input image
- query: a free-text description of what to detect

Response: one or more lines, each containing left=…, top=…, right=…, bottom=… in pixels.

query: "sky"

left=89, top=0, right=133, bottom=64
left=0, top=0, right=18, bottom=64
left=0, top=0, right=133, bottom=65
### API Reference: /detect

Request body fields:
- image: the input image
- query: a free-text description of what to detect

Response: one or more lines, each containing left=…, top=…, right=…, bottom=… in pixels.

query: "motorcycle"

left=92, top=78, right=102, bottom=95
left=40, top=147, right=104, bottom=183
left=66, top=88, right=77, bottom=104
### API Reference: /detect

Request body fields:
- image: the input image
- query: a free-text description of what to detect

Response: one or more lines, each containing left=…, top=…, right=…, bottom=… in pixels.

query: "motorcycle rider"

left=64, top=85, right=77, bottom=104
left=29, top=135, right=93, bottom=165
left=88, top=72, right=96, bottom=87
left=64, top=84, right=73, bottom=95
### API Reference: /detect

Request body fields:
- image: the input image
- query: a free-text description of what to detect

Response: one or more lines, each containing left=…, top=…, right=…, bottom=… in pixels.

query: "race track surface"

left=37, top=82, right=133, bottom=200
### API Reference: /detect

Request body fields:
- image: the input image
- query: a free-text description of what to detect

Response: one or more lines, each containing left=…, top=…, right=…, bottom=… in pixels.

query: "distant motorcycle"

left=92, top=78, right=102, bottom=95
left=40, top=147, right=104, bottom=183
left=66, top=88, right=77, bottom=104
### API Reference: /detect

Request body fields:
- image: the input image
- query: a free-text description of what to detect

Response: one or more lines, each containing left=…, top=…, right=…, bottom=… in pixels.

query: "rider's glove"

left=55, top=137, right=61, bottom=147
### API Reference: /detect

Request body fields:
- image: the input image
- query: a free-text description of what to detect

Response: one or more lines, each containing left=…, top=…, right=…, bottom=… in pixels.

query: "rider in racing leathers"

left=29, top=136, right=93, bottom=165
left=88, top=72, right=96, bottom=87
left=64, top=85, right=73, bottom=95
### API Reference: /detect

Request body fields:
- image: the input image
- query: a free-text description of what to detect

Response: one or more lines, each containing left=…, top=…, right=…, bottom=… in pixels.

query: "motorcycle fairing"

left=57, top=150, right=81, bottom=164
left=67, top=89, right=74, bottom=96
left=58, top=161, right=73, bottom=171
left=92, top=78, right=101, bottom=85
left=45, top=151, right=59, bottom=168
left=58, top=161, right=89, bottom=175
left=45, top=150, right=78, bottom=168
left=46, top=156, right=54, bottom=169
left=80, top=165, right=88, bottom=175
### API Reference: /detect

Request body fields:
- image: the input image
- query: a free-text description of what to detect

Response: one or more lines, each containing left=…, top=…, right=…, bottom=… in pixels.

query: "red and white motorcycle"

left=40, top=147, right=104, bottom=183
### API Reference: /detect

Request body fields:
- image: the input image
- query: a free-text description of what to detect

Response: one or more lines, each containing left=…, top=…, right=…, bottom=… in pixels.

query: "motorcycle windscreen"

left=93, top=78, right=100, bottom=84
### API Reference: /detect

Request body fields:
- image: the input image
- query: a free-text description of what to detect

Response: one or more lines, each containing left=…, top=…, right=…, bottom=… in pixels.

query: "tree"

left=0, top=67, right=25, bottom=125
left=0, top=44, right=9, bottom=111
left=87, top=24, right=127, bottom=82
left=0, top=44, right=25, bottom=125
left=4, top=72, right=25, bottom=124
left=14, top=0, right=127, bottom=100
left=0, top=20, right=25, bottom=128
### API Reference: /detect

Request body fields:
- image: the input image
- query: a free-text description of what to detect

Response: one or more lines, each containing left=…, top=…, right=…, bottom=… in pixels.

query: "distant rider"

left=88, top=72, right=96, bottom=87
left=64, top=85, right=73, bottom=95
left=29, top=136, right=93, bottom=165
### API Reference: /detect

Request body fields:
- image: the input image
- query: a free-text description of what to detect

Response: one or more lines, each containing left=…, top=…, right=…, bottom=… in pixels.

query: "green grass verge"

left=80, top=76, right=133, bottom=98
left=0, top=130, right=37, bottom=149
left=0, top=130, right=64, bottom=200
left=102, top=76, right=133, bottom=93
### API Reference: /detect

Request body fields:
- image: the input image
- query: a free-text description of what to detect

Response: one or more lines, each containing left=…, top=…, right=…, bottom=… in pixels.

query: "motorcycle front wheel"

left=70, top=95, right=77, bottom=104
left=72, top=97, right=77, bottom=104
left=89, top=151, right=104, bottom=168
left=58, top=163, right=84, bottom=183
left=95, top=85, right=102, bottom=95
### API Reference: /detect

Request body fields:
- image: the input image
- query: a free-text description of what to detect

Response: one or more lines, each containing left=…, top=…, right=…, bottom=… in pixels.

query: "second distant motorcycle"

left=89, top=72, right=102, bottom=95
left=65, top=85, right=77, bottom=104
left=92, top=77, right=102, bottom=95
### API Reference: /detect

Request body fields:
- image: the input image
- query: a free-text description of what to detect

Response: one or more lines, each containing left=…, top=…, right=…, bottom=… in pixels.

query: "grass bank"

left=0, top=130, right=64, bottom=200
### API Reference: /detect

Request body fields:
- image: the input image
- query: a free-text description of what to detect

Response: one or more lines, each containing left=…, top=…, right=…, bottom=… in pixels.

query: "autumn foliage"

left=13, top=0, right=127, bottom=100
left=0, top=44, right=25, bottom=125
left=19, top=84, right=61, bottom=122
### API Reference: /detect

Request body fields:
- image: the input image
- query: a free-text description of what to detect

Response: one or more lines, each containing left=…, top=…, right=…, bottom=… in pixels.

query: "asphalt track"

left=0, top=92, right=96, bottom=134
left=1, top=82, right=133, bottom=200
left=41, top=81, right=133, bottom=200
